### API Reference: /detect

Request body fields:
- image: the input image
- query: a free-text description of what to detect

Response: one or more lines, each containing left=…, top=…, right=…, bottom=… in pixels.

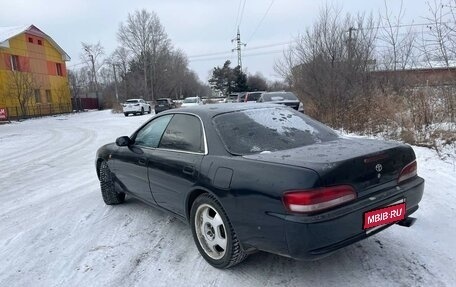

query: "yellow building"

left=0, top=25, right=71, bottom=119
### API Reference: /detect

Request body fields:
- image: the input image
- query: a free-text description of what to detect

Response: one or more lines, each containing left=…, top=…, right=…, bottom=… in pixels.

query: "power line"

left=188, top=50, right=233, bottom=59
left=246, top=0, right=275, bottom=44
left=244, top=41, right=291, bottom=51
left=67, top=62, right=85, bottom=68
left=359, top=21, right=454, bottom=31
left=238, top=0, right=247, bottom=28
left=234, top=0, right=243, bottom=33
left=188, top=41, right=291, bottom=59
left=188, top=49, right=283, bottom=62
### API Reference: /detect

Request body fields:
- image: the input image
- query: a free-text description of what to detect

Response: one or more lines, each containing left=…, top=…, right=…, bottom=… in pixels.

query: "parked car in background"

left=225, top=93, right=244, bottom=103
left=154, top=98, right=176, bottom=114
left=122, top=99, right=152, bottom=116
left=181, top=96, right=202, bottom=107
left=258, top=91, right=304, bottom=112
left=96, top=103, right=424, bottom=269
left=240, top=91, right=265, bottom=103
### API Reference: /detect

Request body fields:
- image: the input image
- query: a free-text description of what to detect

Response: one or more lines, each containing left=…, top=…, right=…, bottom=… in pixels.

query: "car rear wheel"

left=99, top=161, right=125, bottom=205
left=148, top=107, right=152, bottom=114
left=190, top=194, right=247, bottom=268
left=124, top=113, right=129, bottom=117
left=141, top=107, right=144, bottom=115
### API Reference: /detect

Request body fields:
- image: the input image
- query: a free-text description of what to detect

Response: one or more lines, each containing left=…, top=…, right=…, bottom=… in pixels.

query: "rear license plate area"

left=364, top=199, right=406, bottom=233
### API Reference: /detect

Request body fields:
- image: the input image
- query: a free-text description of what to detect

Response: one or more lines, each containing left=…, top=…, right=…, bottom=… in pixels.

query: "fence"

left=2, top=103, right=73, bottom=121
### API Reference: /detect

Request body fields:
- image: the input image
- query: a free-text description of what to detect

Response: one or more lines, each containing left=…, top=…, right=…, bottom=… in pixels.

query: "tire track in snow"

left=0, top=128, right=63, bottom=163
left=0, top=125, right=97, bottom=178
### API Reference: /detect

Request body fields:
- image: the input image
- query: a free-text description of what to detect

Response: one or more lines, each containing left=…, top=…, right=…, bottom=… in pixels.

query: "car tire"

left=99, top=161, right=125, bottom=205
left=190, top=193, right=247, bottom=269
left=148, top=107, right=152, bottom=114
left=141, top=107, right=144, bottom=115
left=124, top=113, right=129, bottom=117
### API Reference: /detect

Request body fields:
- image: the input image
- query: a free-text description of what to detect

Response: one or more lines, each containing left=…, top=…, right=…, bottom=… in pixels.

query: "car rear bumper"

left=123, top=106, right=142, bottom=113
left=278, top=177, right=424, bottom=260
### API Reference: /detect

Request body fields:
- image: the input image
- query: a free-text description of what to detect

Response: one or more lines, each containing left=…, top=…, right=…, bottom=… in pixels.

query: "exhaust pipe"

left=396, top=217, right=417, bottom=227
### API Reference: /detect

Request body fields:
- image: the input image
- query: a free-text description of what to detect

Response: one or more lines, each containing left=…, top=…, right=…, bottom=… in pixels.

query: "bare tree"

left=68, top=68, right=90, bottom=112
left=8, top=71, right=39, bottom=118
left=420, top=0, right=456, bottom=124
left=112, top=47, right=131, bottom=100
left=118, top=9, right=169, bottom=101
left=247, top=72, right=268, bottom=91
left=81, top=42, right=105, bottom=95
left=275, top=5, right=378, bottom=130
left=421, top=0, right=456, bottom=67
left=378, top=0, right=417, bottom=71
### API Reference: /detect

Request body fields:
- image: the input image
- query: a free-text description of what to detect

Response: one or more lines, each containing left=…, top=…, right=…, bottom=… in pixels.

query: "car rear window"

left=126, top=100, right=139, bottom=103
left=247, top=92, right=262, bottom=101
left=213, top=107, right=338, bottom=155
left=157, top=99, right=169, bottom=104
left=183, top=98, right=197, bottom=103
left=262, top=92, right=298, bottom=102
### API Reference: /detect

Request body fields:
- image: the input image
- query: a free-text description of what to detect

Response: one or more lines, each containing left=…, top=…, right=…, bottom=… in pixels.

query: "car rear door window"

left=134, top=115, right=173, bottom=148
left=159, top=114, right=204, bottom=153
left=213, top=107, right=338, bottom=155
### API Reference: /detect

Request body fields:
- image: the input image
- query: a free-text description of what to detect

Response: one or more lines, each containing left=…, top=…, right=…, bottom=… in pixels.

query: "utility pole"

left=232, top=27, right=246, bottom=70
left=112, top=63, right=119, bottom=102
left=348, top=27, right=356, bottom=62
left=85, top=47, right=100, bottom=109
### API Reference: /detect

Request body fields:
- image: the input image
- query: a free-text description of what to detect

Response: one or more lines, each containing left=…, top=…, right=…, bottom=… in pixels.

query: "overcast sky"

left=1, top=0, right=429, bottom=82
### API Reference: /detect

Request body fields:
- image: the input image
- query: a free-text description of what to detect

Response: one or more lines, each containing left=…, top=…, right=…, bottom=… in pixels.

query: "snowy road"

left=0, top=111, right=455, bottom=287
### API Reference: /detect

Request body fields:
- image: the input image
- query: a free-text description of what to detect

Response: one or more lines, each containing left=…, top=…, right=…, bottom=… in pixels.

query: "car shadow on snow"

left=230, top=237, right=439, bottom=286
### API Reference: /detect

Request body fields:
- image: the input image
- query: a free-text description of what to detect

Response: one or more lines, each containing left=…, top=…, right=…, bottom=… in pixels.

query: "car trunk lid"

left=243, top=137, right=415, bottom=197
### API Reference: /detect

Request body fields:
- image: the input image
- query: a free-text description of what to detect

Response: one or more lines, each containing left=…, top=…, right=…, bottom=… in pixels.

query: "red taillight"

left=282, top=185, right=356, bottom=214
left=398, top=160, right=417, bottom=183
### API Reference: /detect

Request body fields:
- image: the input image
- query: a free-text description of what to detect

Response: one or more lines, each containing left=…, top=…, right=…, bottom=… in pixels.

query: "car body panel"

left=147, top=149, right=203, bottom=216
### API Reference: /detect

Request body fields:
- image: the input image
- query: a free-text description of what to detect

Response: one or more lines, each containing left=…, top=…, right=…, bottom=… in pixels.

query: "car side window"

left=159, top=114, right=204, bottom=153
left=134, top=115, right=173, bottom=148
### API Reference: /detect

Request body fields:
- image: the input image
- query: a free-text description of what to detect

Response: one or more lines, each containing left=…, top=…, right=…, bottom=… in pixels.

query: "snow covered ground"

left=0, top=110, right=455, bottom=287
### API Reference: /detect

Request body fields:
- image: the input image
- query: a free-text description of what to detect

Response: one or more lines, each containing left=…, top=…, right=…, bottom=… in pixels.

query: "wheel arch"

left=96, top=158, right=104, bottom=179
left=185, top=187, right=221, bottom=222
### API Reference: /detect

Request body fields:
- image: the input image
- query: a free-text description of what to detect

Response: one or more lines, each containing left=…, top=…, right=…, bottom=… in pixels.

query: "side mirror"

left=116, top=136, right=132, bottom=147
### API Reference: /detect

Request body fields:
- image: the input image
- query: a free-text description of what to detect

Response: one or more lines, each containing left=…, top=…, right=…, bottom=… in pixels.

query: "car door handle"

left=138, top=158, right=146, bottom=166
left=183, top=166, right=194, bottom=175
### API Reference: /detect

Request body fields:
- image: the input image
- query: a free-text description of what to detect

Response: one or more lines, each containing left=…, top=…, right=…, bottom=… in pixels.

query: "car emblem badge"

left=375, top=164, right=383, bottom=172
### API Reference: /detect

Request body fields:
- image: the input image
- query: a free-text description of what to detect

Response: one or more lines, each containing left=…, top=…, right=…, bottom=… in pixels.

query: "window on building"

left=37, top=39, right=42, bottom=45
left=46, top=90, right=52, bottom=103
left=28, top=37, right=33, bottom=43
left=10, top=55, right=20, bottom=71
left=56, top=63, right=63, bottom=76
left=34, top=90, right=41, bottom=103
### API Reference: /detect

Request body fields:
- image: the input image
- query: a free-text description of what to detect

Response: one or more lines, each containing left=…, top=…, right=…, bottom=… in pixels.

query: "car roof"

left=161, top=103, right=282, bottom=118
left=262, top=91, right=293, bottom=94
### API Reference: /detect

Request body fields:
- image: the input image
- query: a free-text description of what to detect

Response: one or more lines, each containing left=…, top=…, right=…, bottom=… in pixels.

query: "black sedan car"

left=95, top=103, right=424, bottom=268
left=154, top=98, right=176, bottom=114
